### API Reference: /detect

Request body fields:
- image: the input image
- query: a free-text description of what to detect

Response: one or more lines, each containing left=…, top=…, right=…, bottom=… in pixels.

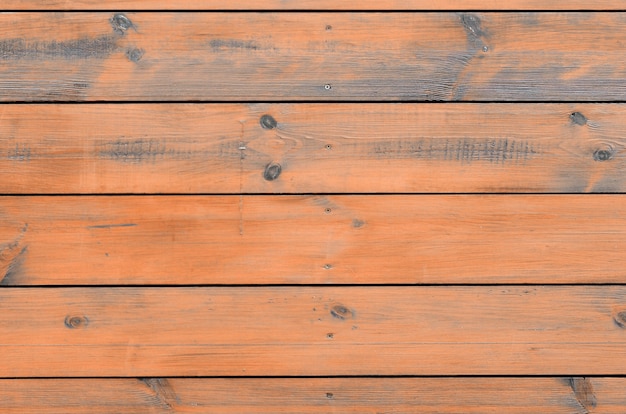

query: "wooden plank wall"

left=2, top=2, right=626, bottom=413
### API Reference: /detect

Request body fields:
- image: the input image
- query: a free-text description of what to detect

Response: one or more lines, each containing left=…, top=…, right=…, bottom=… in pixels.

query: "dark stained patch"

left=110, top=14, right=136, bottom=35
left=450, top=13, right=489, bottom=100
left=100, top=139, right=245, bottom=163
left=263, top=162, right=282, bottom=181
left=126, top=47, right=144, bottom=62
left=7, top=143, right=31, bottom=162
left=613, top=310, right=626, bottom=328
left=565, top=377, right=597, bottom=411
left=570, top=112, right=587, bottom=126
left=210, top=39, right=260, bottom=51
left=330, top=304, right=353, bottom=320
left=0, top=36, right=119, bottom=60
left=140, top=378, right=180, bottom=410
left=444, top=51, right=476, bottom=100
left=98, top=139, right=191, bottom=163
left=459, top=13, right=488, bottom=41
left=370, top=138, right=537, bottom=165
left=352, top=219, right=365, bottom=228
left=87, top=223, right=137, bottom=229
left=520, top=12, right=541, bottom=26
left=0, top=224, right=29, bottom=286
left=0, top=246, right=27, bottom=286
left=260, top=114, right=277, bottom=130
left=593, top=149, right=614, bottom=162
left=64, top=315, right=89, bottom=329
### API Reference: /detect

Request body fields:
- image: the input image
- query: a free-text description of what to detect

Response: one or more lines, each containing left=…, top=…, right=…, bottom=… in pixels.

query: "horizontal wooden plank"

left=2, top=286, right=626, bottom=376
left=5, top=0, right=626, bottom=11
left=2, top=103, right=624, bottom=193
left=1, top=195, right=625, bottom=285
left=2, top=13, right=626, bottom=101
left=0, top=377, right=622, bottom=413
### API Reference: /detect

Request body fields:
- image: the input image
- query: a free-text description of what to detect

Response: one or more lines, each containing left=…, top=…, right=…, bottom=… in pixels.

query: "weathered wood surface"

left=0, top=377, right=621, bottom=413
left=2, top=195, right=626, bottom=285
left=2, top=13, right=626, bottom=101
left=3, top=286, right=626, bottom=376
left=1, top=104, right=624, bottom=194
left=5, top=0, right=626, bottom=10
left=4, top=3, right=624, bottom=412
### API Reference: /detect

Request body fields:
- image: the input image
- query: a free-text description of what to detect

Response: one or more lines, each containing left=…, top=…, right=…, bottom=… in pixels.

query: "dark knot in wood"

left=330, top=304, right=353, bottom=320
left=263, top=162, right=282, bottom=181
left=110, top=14, right=135, bottom=35
left=570, top=112, right=587, bottom=126
left=613, top=310, right=626, bottom=328
left=593, top=149, right=613, bottom=162
left=64, top=315, right=89, bottom=329
left=259, top=114, right=277, bottom=130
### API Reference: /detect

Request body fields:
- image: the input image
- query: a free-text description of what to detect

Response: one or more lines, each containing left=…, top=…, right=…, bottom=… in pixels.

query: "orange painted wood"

left=2, top=286, right=626, bottom=376
left=1, top=104, right=624, bottom=194
left=1, top=195, right=626, bottom=285
left=4, top=0, right=626, bottom=10
left=2, top=13, right=626, bottom=101
left=0, top=377, right=619, bottom=413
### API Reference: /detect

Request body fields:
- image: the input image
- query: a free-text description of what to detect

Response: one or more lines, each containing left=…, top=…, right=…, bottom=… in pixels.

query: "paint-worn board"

left=3, top=13, right=626, bottom=101
left=0, top=377, right=616, bottom=413
left=5, top=0, right=626, bottom=10
left=0, top=104, right=621, bottom=194
left=2, top=195, right=626, bottom=285
left=2, top=286, right=626, bottom=376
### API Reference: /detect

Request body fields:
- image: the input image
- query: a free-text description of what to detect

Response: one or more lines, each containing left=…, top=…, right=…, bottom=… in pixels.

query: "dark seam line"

left=1, top=374, right=624, bottom=379
left=3, top=283, right=626, bottom=288
left=3, top=9, right=626, bottom=12
left=2, top=100, right=626, bottom=104
left=0, top=193, right=625, bottom=196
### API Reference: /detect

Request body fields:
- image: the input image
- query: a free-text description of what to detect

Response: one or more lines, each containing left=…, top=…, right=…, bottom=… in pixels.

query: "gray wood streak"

left=1, top=377, right=624, bottom=413
left=1, top=13, right=626, bottom=101
left=1, top=104, right=626, bottom=193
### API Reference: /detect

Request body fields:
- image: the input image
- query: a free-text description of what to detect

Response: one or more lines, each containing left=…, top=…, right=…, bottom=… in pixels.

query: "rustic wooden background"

left=1, top=1, right=626, bottom=413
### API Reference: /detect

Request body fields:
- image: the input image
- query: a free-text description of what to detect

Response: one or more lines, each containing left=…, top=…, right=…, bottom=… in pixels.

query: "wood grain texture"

left=2, top=103, right=624, bottom=194
left=1, top=195, right=626, bottom=285
left=2, top=12, right=626, bottom=101
left=0, top=377, right=622, bottom=413
left=2, top=286, right=626, bottom=376
left=5, top=0, right=626, bottom=10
